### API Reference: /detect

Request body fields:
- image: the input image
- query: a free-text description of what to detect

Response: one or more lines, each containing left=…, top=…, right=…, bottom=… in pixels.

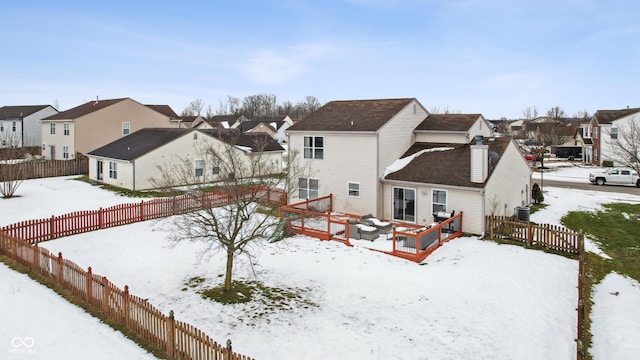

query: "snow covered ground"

left=1, top=172, right=639, bottom=359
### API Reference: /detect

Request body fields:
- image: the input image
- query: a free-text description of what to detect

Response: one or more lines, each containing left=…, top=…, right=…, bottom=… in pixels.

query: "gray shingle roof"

left=384, top=137, right=512, bottom=188
left=288, top=98, right=418, bottom=132
left=593, top=108, right=640, bottom=124
left=88, top=128, right=284, bottom=161
left=44, top=98, right=128, bottom=120
left=414, top=114, right=482, bottom=131
left=0, top=105, right=53, bottom=119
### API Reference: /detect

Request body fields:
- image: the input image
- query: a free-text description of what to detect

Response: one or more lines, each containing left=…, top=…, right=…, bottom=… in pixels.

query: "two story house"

left=0, top=105, right=58, bottom=148
left=40, top=98, right=179, bottom=160
left=588, top=107, right=640, bottom=166
left=286, top=99, right=531, bottom=235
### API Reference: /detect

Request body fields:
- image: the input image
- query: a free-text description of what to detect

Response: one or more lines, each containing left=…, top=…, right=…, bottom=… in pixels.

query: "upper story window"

left=211, top=158, right=220, bottom=175
left=610, top=127, right=618, bottom=140
left=593, top=127, right=598, bottom=139
left=50, top=123, right=56, bottom=135
left=0, top=122, right=4, bottom=131
left=122, top=122, right=131, bottom=135
left=64, top=123, right=70, bottom=136
left=304, top=136, right=324, bottom=159
left=12, top=121, right=16, bottom=132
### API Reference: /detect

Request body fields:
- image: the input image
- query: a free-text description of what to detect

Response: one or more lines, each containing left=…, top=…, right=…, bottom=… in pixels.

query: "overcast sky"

left=2, top=0, right=638, bottom=119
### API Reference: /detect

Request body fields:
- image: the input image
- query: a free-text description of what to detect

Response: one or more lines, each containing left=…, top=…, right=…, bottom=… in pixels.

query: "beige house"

left=86, top=128, right=284, bottom=191
left=40, top=98, right=179, bottom=160
left=286, top=98, right=530, bottom=235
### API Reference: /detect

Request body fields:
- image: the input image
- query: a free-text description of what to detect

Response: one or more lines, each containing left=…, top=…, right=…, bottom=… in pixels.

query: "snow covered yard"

left=1, top=174, right=639, bottom=359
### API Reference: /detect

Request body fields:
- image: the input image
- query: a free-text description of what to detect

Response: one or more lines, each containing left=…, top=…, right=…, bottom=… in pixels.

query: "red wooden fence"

left=2, top=187, right=287, bottom=245
left=0, top=186, right=286, bottom=359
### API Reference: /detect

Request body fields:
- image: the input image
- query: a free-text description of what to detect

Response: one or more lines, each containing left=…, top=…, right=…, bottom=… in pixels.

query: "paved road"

left=534, top=179, right=640, bottom=195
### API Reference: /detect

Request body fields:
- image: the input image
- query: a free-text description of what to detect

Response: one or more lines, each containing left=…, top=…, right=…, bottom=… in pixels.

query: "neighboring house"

left=0, top=105, right=58, bottom=147
left=231, top=115, right=295, bottom=143
left=286, top=98, right=530, bottom=235
left=86, top=128, right=284, bottom=191
left=175, top=115, right=207, bottom=128
left=588, top=107, right=640, bottom=166
left=40, top=98, right=178, bottom=160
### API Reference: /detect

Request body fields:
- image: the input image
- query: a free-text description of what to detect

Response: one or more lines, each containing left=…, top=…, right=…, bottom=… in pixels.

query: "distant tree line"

left=181, top=94, right=322, bottom=119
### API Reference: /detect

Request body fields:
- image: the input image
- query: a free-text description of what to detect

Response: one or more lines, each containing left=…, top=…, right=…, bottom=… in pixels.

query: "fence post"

left=123, top=285, right=130, bottom=327
left=527, top=221, right=532, bottom=246
left=49, top=215, right=55, bottom=240
left=101, top=276, right=109, bottom=314
left=98, top=208, right=103, bottom=229
left=32, top=244, right=39, bottom=273
left=167, top=310, right=176, bottom=358
left=139, top=201, right=145, bottom=222
left=57, top=252, right=64, bottom=285
left=86, top=266, right=92, bottom=303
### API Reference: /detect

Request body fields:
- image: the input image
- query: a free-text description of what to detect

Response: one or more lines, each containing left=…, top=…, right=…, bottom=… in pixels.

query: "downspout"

left=132, top=160, right=135, bottom=191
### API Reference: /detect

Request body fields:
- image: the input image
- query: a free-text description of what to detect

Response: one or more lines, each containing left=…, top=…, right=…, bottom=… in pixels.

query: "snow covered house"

left=286, top=99, right=531, bottom=235
left=86, top=128, right=284, bottom=191
left=231, top=115, right=295, bottom=143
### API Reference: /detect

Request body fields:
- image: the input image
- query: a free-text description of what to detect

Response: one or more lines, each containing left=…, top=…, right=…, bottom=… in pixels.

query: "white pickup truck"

left=589, top=168, right=640, bottom=187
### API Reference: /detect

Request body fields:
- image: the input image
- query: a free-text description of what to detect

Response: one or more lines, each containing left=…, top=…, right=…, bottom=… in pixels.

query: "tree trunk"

left=224, top=249, right=234, bottom=291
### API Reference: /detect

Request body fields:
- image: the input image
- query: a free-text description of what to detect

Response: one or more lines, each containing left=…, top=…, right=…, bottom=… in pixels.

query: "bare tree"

left=0, top=132, right=26, bottom=198
left=546, top=106, right=566, bottom=121
left=151, top=130, right=290, bottom=293
left=604, top=115, right=640, bottom=175
left=522, top=106, right=539, bottom=120
left=182, top=99, right=205, bottom=116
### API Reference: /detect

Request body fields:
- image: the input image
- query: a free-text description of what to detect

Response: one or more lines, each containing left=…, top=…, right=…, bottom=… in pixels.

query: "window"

left=611, top=127, right=618, bottom=140
left=621, top=170, right=631, bottom=175
left=392, top=187, right=416, bottom=222
left=62, top=146, right=69, bottom=159
left=109, top=162, right=117, bottom=179
left=64, top=123, right=70, bottom=136
left=211, top=158, right=220, bottom=175
left=122, top=122, right=130, bottom=135
left=12, top=121, right=16, bottom=132
left=432, top=189, right=447, bottom=214
left=0, top=122, right=3, bottom=131
left=299, top=177, right=319, bottom=199
left=50, top=123, right=56, bottom=135
left=303, top=136, right=324, bottom=159
left=593, top=127, right=598, bottom=139
left=195, top=159, right=204, bottom=177
left=348, top=182, right=360, bottom=197
left=594, top=149, right=598, bottom=162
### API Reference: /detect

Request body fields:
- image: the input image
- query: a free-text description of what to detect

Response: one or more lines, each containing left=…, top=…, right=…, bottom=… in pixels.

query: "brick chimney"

left=470, top=135, right=488, bottom=183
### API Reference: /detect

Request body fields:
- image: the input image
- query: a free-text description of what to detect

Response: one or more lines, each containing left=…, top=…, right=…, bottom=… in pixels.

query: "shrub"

left=531, top=183, right=544, bottom=204
left=602, top=160, right=614, bottom=167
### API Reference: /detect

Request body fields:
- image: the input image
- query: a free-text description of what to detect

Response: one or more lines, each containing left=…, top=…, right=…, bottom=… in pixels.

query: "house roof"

left=146, top=104, right=178, bottom=118
left=0, top=105, right=54, bottom=119
left=209, top=115, right=243, bottom=123
left=287, top=98, right=417, bottom=132
left=384, top=137, right=512, bottom=188
left=414, top=114, right=482, bottom=131
left=592, top=108, right=640, bottom=124
left=88, top=128, right=284, bottom=161
left=199, top=129, right=284, bottom=152
left=236, top=120, right=283, bottom=132
left=43, top=98, right=178, bottom=121
left=88, top=128, right=191, bottom=161
left=44, top=98, right=128, bottom=120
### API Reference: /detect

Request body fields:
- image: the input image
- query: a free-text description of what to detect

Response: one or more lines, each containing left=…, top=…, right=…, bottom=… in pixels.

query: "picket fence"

left=485, top=215, right=582, bottom=254
left=0, top=158, right=89, bottom=180
left=2, top=187, right=287, bottom=245
left=0, top=186, right=286, bottom=359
